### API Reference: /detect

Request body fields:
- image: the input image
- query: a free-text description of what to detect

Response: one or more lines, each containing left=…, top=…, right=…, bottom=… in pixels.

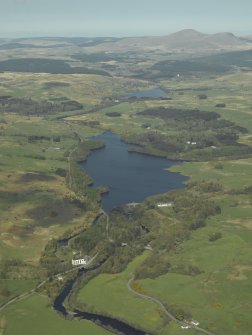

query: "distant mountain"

left=85, top=29, right=249, bottom=53
left=0, top=30, right=250, bottom=54
left=203, top=32, right=244, bottom=47
left=243, top=35, right=252, bottom=41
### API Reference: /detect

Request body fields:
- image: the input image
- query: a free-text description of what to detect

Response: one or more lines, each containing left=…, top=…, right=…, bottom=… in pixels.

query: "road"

left=0, top=254, right=98, bottom=314
left=127, top=276, right=216, bottom=335
left=102, top=210, right=110, bottom=240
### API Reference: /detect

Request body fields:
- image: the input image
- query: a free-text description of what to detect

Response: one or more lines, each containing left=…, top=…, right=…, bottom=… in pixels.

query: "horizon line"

left=1, top=28, right=252, bottom=40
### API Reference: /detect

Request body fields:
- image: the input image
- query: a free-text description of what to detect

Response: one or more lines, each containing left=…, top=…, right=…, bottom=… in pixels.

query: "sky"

left=0, top=0, right=252, bottom=38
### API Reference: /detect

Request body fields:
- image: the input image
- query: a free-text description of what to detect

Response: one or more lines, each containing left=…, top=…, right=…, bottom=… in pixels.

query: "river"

left=53, top=268, right=150, bottom=335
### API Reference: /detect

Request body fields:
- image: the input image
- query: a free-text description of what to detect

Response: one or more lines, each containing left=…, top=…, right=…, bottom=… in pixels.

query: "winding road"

left=127, top=276, right=216, bottom=335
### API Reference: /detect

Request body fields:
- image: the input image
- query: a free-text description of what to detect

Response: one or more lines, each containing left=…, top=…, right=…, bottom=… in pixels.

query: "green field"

left=0, top=53, right=252, bottom=335
left=77, top=252, right=167, bottom=334
left=0, top=279, right=37, bottom=305
left=73, top=70, right=252, bottom=335
left=1, top=294, right=111, bottom=335
left=139, top=223, right=252, bottom=335
left=77, top=210, right=252, bottom=335
left=171, top=158, right=252, bottom=190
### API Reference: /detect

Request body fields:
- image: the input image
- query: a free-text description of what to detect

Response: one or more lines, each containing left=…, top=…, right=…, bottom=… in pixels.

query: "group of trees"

left=106, top=111, right=121, bottom=117
left=66, top=187, right=222, bottom=279
left=0, top=96, right=83, bottom=116
left=66, top=140, right=106, bottom=210
left=139, top=107, right=220, bottom=122
left=187, top=180, right=223, bottom=193
left=122, top=106, right=251, bottom=160
left=134, top=190, right=221, bottom=279
left=40, top=239, right=71, bottom=276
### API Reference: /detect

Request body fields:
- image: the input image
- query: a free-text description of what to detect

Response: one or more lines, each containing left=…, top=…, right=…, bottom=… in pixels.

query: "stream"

left=53, top=268, right=150, bottom=335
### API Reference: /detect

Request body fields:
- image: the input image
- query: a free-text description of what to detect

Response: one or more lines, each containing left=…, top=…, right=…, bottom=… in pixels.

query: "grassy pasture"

left=0, top=67, right=252, bottom=335
left=0, top=114, right=112, bottom=274
left=1, top=294, right=111, bottom=335
left=77, top=196, right=252, bottom=335
left=171, top=158, right=252, bottom=190
left=139, top=220, right=252, bottom=335
left=0, top=279, right=37, bottom=305
left=0, top=114, right=97, bottom=264
left=152, top=123, right=252, bottom=335
left=77, top=252, right=175, bottom=334
left=0, top=72, right=149, bottom=105
left=160, top=72, right=252, bottom=133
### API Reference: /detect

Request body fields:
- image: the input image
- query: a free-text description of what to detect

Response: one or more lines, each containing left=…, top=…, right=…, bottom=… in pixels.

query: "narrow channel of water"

left=53, top=268, right=150, bottom=335
left=82, top=132, right=188, bottom=212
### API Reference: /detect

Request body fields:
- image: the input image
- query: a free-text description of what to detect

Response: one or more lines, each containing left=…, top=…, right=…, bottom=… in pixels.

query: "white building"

left=157, top=203, right=173, bottom=208
left=72, top=258, right=87, bottom=266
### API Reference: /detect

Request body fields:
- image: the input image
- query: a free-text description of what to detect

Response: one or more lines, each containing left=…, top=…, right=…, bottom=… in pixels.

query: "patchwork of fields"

left=0, top=65, right=252, bottom=335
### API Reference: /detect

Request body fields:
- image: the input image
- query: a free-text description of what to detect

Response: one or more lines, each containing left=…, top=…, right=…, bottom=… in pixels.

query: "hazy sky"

left=0, top=0, right=252, bottom=37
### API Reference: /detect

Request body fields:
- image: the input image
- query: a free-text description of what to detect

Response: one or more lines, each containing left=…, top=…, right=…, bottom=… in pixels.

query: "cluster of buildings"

left=157, top=202, right=173, bottom=208
left=71, top=255, right=91, bottom=266
left=181, top=320, right=199, bottom=330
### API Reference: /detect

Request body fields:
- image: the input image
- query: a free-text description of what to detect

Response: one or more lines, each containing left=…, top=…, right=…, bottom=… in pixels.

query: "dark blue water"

left=82, top=133, right=187, bottom=212
left=53, top=267, right=149, bottom=335
left=127, top=88, right=166, bottom=98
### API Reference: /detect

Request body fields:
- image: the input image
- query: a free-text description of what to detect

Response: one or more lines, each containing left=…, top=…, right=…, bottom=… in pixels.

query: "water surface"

left=82, top=133, right=187, bottom=212
left=53, top=268, right=149, bottom=335
left=127, top=88, right=166, bottom=99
